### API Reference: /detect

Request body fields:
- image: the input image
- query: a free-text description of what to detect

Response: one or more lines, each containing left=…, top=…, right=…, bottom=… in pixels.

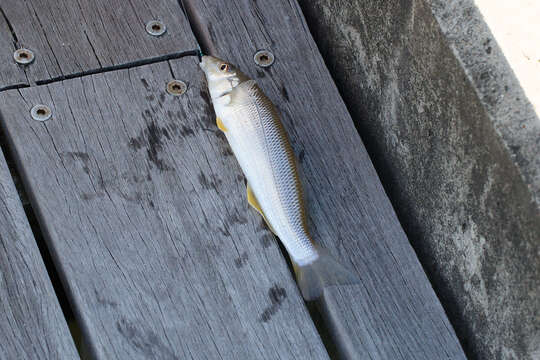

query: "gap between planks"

left=0, top=50, right=200, bottom=93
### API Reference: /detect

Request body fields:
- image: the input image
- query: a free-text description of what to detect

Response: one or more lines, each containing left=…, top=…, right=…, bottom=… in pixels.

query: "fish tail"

left=293, top=245, right=359, bottom=301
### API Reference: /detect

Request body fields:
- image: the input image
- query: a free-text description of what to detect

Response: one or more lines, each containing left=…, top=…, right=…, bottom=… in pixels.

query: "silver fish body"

left=200, top=55, right=356, bottom=300
left=220, top=79, right=318, bottom=265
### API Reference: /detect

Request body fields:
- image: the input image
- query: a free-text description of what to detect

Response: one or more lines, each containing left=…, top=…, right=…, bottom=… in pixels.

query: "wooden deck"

left=0, top=0, right=466, bottom=359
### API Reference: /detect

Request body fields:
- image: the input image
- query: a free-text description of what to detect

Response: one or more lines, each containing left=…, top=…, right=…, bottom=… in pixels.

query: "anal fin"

left=216, top=117, right=228, bottom=132
left=247, top=183, right=276, bottom=234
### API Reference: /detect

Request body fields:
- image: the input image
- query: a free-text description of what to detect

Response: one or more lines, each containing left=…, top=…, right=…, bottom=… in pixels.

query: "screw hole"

left=253, top=50, right=274, bottom=67
left=146, top=20, right=166, bottom=36
left=31, top=104, right=52, bottom=121
left=166, top=80, right=187, bottom=95
left=14, top=48, right=35, bottom=64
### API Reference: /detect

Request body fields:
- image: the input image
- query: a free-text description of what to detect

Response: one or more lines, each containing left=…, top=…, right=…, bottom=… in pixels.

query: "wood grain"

left=183, top=0, right=467, bottom=358
left=0, top=148, right=79, bottom=359
left=0, top=57, right=329, bottom=359
left=0, top=0, right=196, bottom=88
left=0, top=7, right=27, bottom=91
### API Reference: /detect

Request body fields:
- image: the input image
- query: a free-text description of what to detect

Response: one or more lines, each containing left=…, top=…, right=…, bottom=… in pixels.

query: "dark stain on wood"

left=228, top=212, right=248, bottom=225
left=280, top=85, right=289, bottom=102
left=95, top=289, right=118, bottom=308
left=116, top=318, right=175, bottom=359
left=129, top=122, right=173, bottom=171
left=260, top=234, right=273, bottom=249
left=64, top=151, right=91, bottom=174
left=256, top=218, right=275, bottom=248
left=298, top=149, right=305, bottom=163
left=159, top=92, right=166, bottom=103
left=176, top=108, right=188, bottom=120
left=222, top=146, right=233, bottom=157
left=259, top=285, right=287, bottom=322
left=179, top=125, right=195, bottom=137
left=198, top=172, right=222, bottom=190
left=199, top=88, right=211, bottom=107
left=234, top=252, right=249, bottom=268
left=81, top=193, right=96, bottom=201
left=217, top=225, right=231, bottom=237
left=214, top=131, right=226, bottom=142
left=141, top=78, right=150, bottom=91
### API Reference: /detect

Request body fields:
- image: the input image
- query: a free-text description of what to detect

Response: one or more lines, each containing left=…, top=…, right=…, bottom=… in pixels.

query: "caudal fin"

left=293, top=246, right=359, bottom=301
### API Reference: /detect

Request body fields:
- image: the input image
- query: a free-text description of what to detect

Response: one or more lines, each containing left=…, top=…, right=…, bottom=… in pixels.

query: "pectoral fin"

left=216, top=117, right=228, bottom=132
left=247, top=183, right=276, bottom=234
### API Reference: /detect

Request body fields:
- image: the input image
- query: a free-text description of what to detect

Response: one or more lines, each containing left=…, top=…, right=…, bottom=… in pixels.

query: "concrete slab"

left=298, top=0, right=540, bottom=359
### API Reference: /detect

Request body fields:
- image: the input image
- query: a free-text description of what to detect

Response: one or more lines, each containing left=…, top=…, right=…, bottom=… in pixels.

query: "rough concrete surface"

left=298, top=0, right=540, bottom=359
left=473, top=0, right=540, bottom=116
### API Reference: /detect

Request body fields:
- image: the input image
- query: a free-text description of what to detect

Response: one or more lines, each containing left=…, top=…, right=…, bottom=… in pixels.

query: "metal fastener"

left=30, top=105, right=52, bottom=122
left=253, top=50, right=274, bottom=67
left=167, top=80, right=187, bottom=96
left=146, top=20, right=166, bottom=36
left=14, top=48, right=35, bottom=65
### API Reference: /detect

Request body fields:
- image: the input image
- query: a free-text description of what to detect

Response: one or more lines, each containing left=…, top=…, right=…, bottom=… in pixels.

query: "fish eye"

left=219, top=63, right=229, bottom=72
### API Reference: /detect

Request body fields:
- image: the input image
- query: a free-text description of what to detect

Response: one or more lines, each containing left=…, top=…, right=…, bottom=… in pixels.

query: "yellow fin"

left=247, top=183, right=276, bottom=234
left=216, top=117, right=228, bottom=132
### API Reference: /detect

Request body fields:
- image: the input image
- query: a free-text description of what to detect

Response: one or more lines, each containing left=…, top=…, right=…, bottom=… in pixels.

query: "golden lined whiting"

left=200, top=55, right=357, bottom=300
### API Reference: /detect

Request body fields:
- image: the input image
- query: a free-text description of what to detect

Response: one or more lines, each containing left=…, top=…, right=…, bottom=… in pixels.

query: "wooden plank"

left=0, top=0, right=196, bottom=88
left=0, top=8, right=27, bottom=90
left=0, top=57, right=329, bottom=359
left=0, top=148, right=79, bottom=359
left=182, top=0, right=467, bottom=358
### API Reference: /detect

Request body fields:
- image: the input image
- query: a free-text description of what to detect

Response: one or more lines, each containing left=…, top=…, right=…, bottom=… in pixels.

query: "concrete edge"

left=429, top=0, right=540, bottom=208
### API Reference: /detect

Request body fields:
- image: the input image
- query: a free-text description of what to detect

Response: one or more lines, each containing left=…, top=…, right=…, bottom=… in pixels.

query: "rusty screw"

left=167, top=80, right=187, bottom=96
left=253, top=50, right=274, bottom=67
left=14, top=48, right=35, bottom=65
left=30, top=105, right=52, bottom=122
left=146, top=20, right=166, bottom=36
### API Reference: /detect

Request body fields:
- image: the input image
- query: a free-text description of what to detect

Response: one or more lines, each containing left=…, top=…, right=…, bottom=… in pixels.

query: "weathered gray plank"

left=0, top=0, right=196, bottom=88
left=0, top=58, right=329, bottom=359
left=0, top=8, right=27, bottom=90
left=183, top=0, right=467, bottom=358
left=0, top=148, right=79, bottom=359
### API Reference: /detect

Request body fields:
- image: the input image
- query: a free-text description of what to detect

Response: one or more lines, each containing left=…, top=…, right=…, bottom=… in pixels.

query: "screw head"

left=14, top=48, right=35, bottom=65
left=146, top=20, right=167, bottom=36
left=167, top=80, right=187, bottom=96
left=30, top=105, right=52, bottom=122
left=254, top=50, right=274, bottom=67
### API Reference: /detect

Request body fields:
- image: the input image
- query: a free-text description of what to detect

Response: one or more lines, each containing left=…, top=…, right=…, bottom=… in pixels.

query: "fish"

left=199, top=55, right=357, bottom=300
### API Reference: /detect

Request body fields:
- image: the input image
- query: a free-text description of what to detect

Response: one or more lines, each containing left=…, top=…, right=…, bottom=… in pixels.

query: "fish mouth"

left=199, top=55, right=208, bottom=71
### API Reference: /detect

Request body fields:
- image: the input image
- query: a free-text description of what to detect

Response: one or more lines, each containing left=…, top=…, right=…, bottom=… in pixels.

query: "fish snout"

left=199, top=55, right=224, bottom=74
left=199, top=56, right=209, bottom=72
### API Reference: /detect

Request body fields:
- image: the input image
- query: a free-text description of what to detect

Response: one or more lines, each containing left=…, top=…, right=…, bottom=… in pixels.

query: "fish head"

left=200, top=55, right=249, bottom=100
